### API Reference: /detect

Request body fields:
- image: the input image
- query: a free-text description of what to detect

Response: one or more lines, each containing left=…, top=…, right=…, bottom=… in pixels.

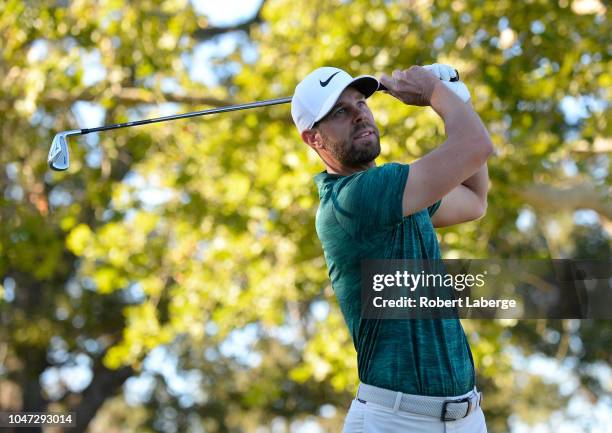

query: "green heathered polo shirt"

left=314, top=162, right=475, bottom=397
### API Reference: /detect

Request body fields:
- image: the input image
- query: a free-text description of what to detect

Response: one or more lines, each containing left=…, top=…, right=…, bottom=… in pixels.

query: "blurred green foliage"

left=0, top=0, right=609, bottom=432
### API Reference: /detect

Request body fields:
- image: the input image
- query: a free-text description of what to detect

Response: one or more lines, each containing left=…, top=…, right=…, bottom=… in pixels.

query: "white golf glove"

left=423, top=63, right=471, bottom=102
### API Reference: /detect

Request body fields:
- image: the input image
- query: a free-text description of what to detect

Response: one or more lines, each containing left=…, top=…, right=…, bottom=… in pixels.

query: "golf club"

left=47, top=96, right=292, bottom=171
left=48, top=72, right=459, bottom=171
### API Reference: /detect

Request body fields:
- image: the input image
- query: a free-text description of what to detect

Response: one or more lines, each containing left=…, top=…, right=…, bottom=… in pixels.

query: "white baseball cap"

left=291, top=67, right=380, bottom=133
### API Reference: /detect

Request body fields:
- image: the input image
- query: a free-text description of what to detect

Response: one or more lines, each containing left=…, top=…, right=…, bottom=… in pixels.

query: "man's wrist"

left=430, top=81, right=467, bottom=118
left=420, top=74, right=439, bottom=106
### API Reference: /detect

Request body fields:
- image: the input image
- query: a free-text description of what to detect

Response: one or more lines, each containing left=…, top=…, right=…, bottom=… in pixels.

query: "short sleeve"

left=331, top=163, right=409, bottom=235
left=428, top=199, right=442, bottom=217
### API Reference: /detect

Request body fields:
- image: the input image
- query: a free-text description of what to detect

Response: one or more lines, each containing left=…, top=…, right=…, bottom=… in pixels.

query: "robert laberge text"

left=372, top=296, right=517, bottom=310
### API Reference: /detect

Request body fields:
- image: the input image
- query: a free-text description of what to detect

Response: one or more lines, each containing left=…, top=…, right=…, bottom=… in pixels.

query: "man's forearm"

left=430, top=84, right=492, bottom=201
left=460, top=97, right=491, bottom=203
left=430, top=82, right=492, bottom=155
left=462, top=163, right=489, bottom=204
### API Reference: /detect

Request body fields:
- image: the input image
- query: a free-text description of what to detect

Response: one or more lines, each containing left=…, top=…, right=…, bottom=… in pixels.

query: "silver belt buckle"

left=440, top=396, right=472, bottom=422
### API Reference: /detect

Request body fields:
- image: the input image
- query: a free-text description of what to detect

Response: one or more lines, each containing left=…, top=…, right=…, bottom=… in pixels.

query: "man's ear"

left=301, top=129, right=324, bottom=150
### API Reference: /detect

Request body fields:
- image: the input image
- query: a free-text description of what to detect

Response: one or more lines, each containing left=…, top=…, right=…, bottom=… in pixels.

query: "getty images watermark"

left=360, top=260, right=611, bottom=319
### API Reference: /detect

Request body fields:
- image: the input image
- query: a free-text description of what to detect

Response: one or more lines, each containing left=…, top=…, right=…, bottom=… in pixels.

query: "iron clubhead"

left=48, top=130, right=79, bottom=171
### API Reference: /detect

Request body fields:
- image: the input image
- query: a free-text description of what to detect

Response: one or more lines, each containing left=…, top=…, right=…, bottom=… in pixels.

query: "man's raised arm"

left=379, top=66, right=493, bottom=217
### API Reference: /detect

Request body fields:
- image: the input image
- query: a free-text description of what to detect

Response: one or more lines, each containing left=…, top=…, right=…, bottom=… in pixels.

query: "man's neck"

left=325, top=160, right=376, bottom=176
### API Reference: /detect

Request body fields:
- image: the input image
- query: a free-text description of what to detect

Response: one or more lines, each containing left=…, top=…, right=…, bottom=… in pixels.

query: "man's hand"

left=379, top=66, right=440, bottom=106
left=423, top=63, right=458, bottom=81
left=423, top=63, right=471, bottom=102
left=380, top=64, right=471, bottom=104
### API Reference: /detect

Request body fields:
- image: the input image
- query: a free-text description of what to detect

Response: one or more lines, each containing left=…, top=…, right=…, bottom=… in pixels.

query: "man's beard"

left=322, top=127, right=381, bottom=167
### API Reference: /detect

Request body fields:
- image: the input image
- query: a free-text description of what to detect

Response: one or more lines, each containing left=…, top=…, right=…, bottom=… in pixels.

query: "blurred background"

left=0, top=0, right=610, bottom=432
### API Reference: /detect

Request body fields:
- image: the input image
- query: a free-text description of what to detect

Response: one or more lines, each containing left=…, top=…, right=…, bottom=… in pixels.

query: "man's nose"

left=351, top=106, right=367, bottom=124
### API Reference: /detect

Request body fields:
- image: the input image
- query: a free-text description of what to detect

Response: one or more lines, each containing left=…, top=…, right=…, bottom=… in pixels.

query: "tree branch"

left=192, top=0, right=266, bottom=40
left=516, top=183, right=612, bottom=220
left=570, top=138, right=612, bottom=154
left=41, top=88, right=232, bottom=108
left=63, top=364, right=133, bottom=433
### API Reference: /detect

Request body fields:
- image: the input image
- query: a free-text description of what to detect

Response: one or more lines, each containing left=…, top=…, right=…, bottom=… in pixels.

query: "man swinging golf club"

left=291, top=64, right=492, bottom=433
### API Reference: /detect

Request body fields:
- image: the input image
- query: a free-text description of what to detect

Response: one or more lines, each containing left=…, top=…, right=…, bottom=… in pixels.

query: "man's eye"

left=334, top=108, right=346, bottom=116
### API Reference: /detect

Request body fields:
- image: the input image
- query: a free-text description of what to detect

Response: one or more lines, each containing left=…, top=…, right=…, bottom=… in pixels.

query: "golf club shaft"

left=75, top=72, right=460, bottom=136
left=78, top=96, right=293, bottom=136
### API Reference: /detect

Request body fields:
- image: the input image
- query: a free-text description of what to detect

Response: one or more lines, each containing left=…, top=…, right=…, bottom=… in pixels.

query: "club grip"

left=377, top=69, right=460, bottom=92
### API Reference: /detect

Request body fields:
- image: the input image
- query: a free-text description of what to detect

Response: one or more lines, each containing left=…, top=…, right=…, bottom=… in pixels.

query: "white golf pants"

left=341, top=388, right=488, bottom=433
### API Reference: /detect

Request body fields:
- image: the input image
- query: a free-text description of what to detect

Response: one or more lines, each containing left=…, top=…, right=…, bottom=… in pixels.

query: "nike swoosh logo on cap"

left=319, top=71, right=340, bottom=87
